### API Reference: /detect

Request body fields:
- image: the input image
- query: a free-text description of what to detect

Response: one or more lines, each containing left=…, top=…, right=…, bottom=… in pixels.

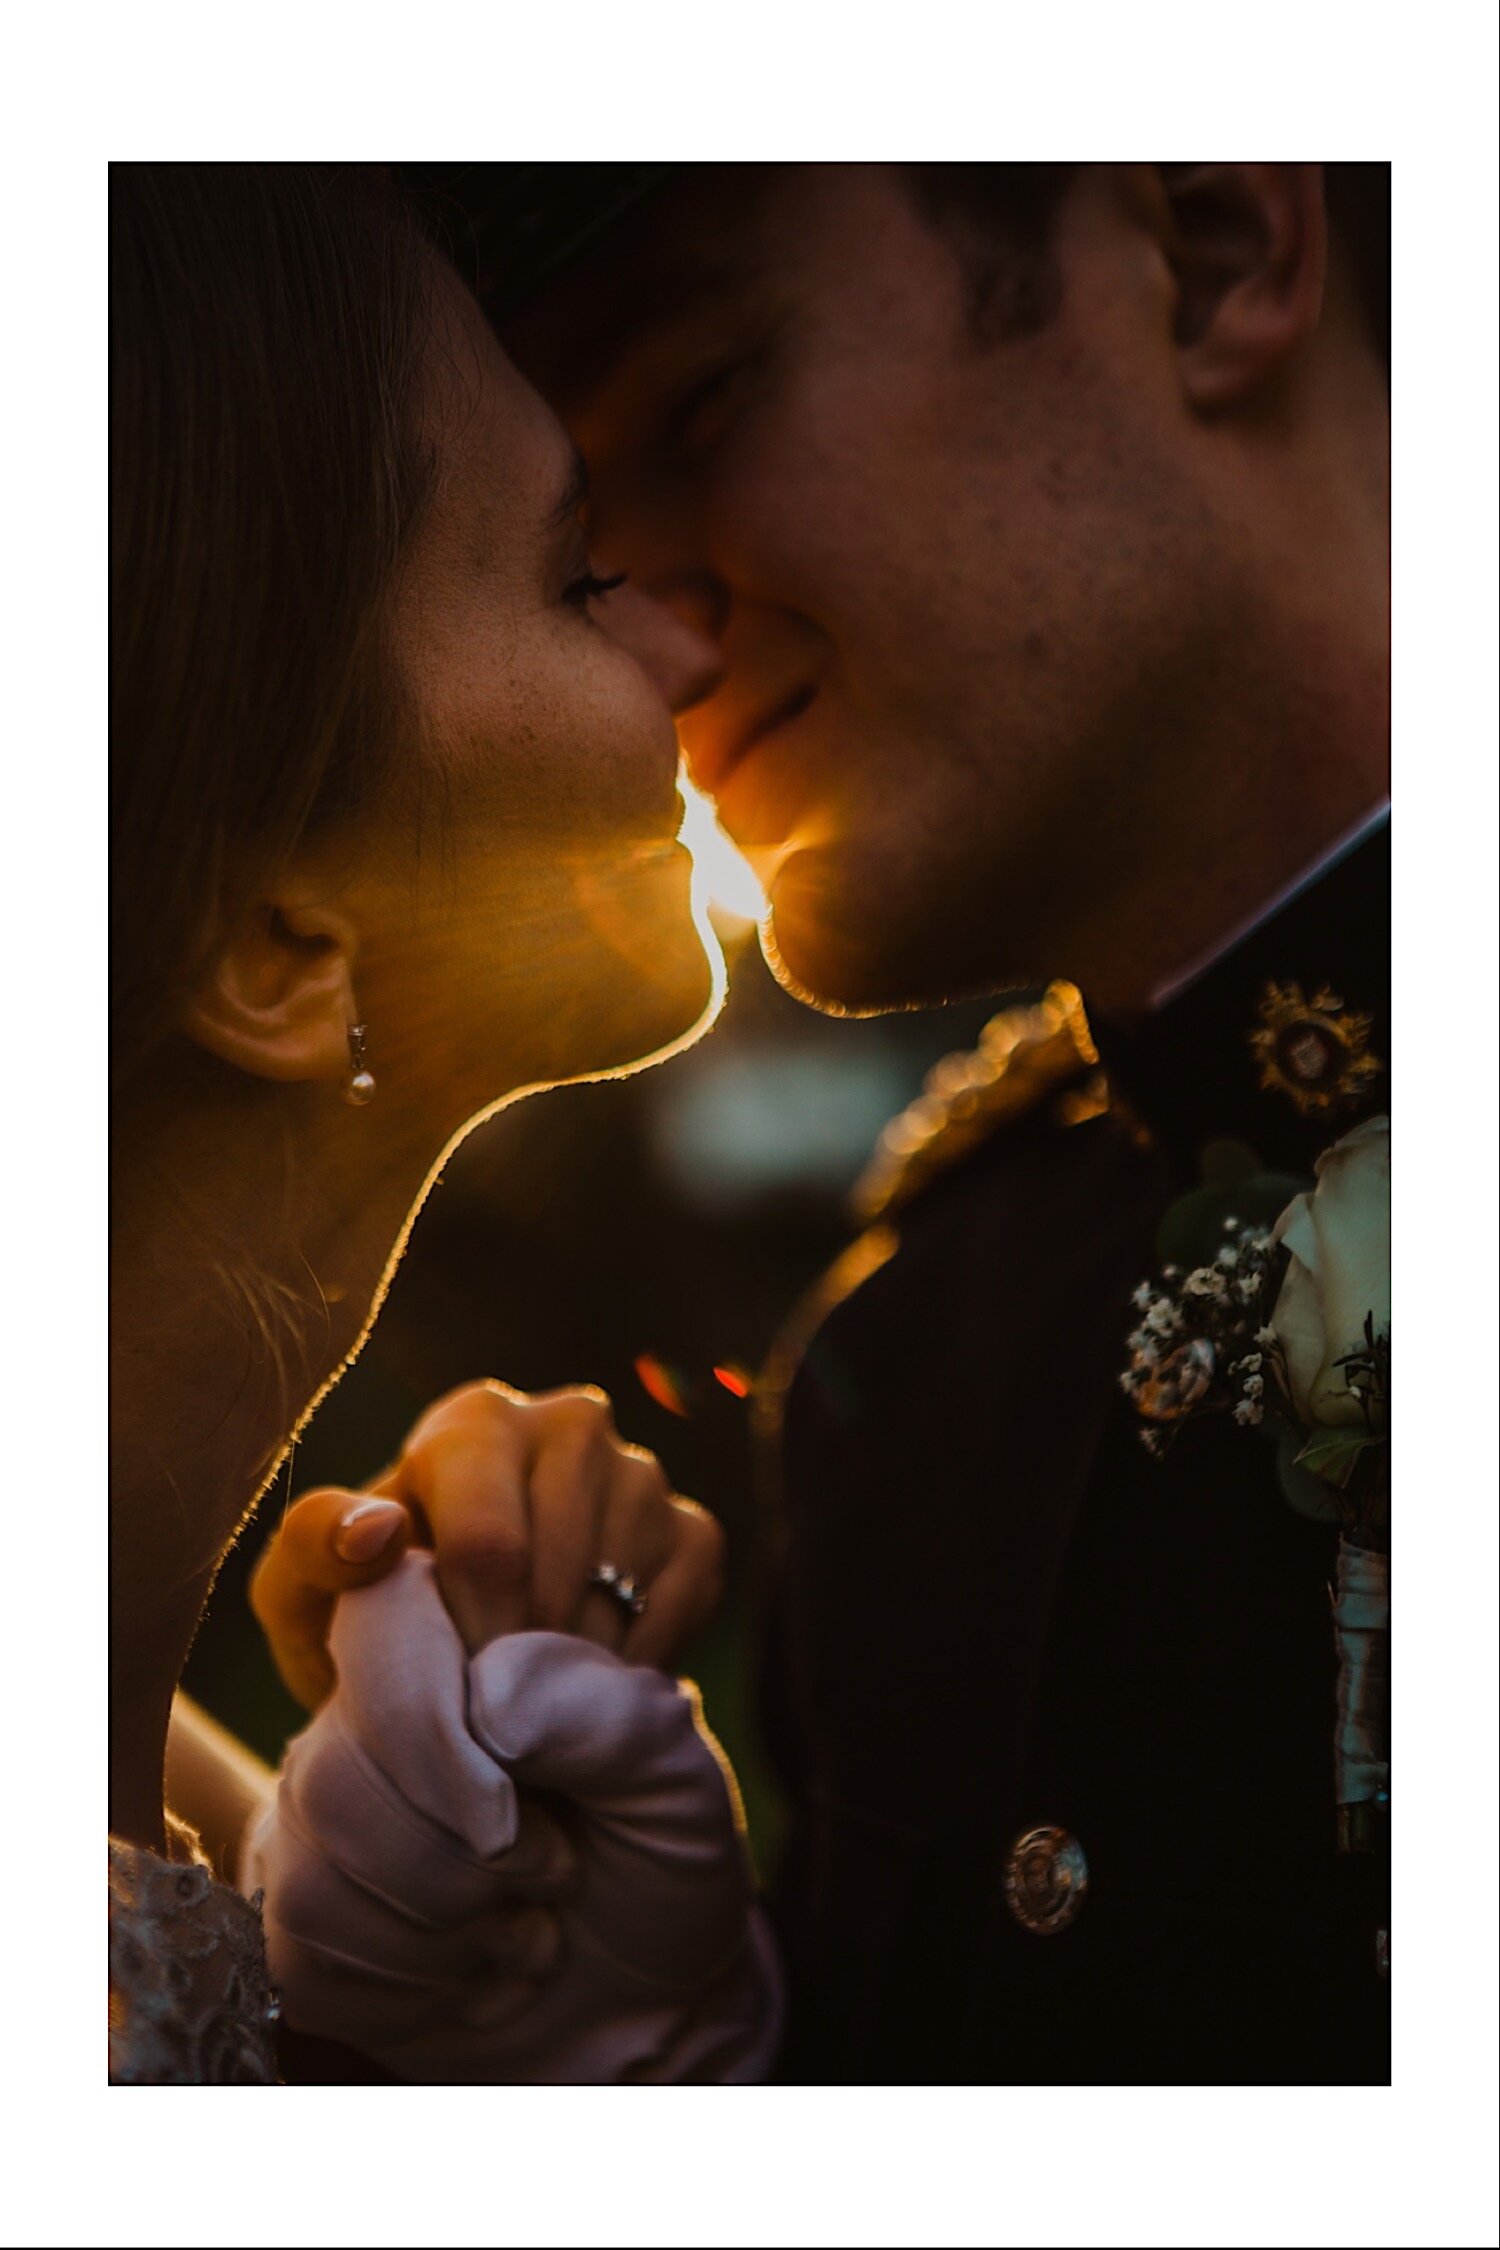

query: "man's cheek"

left=715, top=451, right=882, bottom=629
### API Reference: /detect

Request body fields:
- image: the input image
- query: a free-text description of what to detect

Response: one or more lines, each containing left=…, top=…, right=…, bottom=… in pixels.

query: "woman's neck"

left=109, top=1058, right=446, bottom=1855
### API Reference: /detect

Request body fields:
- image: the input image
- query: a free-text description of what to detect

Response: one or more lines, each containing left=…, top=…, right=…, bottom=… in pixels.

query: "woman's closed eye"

left=562, top=567, right=628, bottom=611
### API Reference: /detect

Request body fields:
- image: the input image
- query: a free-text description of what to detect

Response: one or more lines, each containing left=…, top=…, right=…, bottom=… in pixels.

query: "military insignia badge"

left=1250, top=981, right=1382, bottom=1116
left=1003, top=1824, right=1089, bottom=1936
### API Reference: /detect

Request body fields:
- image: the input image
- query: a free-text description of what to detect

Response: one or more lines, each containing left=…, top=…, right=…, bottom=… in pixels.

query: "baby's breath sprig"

left=1122, top=1219, right=1281, bottom=1451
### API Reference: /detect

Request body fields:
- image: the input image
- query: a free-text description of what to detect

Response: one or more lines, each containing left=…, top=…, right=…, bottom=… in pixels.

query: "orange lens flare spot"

left=712, top=1364, right=752, bottom=1399
left=633, top=1353, right=691, bottom=1418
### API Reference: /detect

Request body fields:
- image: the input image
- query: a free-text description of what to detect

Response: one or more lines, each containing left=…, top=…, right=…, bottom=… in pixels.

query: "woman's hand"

left=251, top=1380, right=725, bottom=1710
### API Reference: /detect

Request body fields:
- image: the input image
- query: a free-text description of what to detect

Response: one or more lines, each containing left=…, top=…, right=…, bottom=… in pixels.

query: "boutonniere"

left=1123, top=1119, right=1390, bottom=1862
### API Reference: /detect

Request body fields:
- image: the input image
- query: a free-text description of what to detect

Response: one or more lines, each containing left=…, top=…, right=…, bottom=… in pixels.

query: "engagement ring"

left=588, top=1561, right=648, bottom=1619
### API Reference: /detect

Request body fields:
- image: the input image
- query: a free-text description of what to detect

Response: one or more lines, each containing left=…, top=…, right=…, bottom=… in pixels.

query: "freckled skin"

left=344, top=268, right=714, bottom=1112
left=508, top=164, right=1389, bottom=1017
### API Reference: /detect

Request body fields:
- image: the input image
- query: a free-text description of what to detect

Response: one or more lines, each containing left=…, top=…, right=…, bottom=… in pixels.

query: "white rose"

left=1269, top=1116, right=1389, bottom=1429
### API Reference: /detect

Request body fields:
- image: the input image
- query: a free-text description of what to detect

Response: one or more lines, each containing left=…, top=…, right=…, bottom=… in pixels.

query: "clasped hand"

left=245, top=1380, right=774, bottom=2081
left=252, top=1376, right=727, bottom=1704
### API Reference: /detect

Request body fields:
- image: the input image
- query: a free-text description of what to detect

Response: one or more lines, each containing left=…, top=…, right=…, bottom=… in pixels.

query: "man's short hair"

left=906, top=161, right=1390, bottom=369
left=403, top=160, right=1389, bottom=374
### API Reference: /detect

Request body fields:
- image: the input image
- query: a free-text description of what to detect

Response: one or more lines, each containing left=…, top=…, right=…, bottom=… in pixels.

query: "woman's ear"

left=1147, top=163, right=1328, bottom=413
left=183, top=886, right=361, bottom=1086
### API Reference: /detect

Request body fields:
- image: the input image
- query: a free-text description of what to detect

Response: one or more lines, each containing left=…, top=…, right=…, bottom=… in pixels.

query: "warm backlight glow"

left=677, top=770, right=767, bottom=926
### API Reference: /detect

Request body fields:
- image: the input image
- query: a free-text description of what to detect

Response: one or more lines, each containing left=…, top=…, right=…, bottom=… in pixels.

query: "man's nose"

left=607, top=577, right=726, bottom=716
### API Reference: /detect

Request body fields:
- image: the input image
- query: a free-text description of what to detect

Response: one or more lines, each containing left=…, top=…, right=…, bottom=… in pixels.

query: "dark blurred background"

left=183, top=903, right=1000, bottom=1866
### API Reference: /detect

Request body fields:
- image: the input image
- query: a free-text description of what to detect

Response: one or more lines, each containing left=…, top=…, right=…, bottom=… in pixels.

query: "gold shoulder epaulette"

left=756, top=983, right=1123, bottom=1452
left=853, top=979, right=1110, bottom=1223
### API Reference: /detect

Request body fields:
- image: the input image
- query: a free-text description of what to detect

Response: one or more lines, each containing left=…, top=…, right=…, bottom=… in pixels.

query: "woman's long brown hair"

left=110, top=163, right=434, bottom=1087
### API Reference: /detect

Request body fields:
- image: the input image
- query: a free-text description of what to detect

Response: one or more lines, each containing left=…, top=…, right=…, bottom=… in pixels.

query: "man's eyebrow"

left=547, top=444, right=590, bottom=529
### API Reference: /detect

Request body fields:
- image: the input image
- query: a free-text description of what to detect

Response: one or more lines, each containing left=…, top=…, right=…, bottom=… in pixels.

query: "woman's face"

left=334, top=264, right=717, bottom=1126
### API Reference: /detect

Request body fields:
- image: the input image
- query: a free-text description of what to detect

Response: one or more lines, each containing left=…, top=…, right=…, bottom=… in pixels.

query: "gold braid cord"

left=854, top=980, right=1110, bottom=1223
left=756, top=982, right=1127, bottom=1446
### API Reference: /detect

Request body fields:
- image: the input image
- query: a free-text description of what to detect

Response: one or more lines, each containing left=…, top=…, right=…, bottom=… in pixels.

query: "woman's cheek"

left=540, top=641, right=681, bottom=834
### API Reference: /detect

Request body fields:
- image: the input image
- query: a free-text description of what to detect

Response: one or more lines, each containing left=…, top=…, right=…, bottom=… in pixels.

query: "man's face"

left=508, top=164, right=1218, bottom=1012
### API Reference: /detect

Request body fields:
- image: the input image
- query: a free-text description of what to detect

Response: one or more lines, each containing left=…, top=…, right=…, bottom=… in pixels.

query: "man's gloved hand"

left=243, top=1551, right=780, bottom=2082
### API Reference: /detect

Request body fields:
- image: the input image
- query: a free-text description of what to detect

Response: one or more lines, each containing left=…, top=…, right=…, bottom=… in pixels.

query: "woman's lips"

left=686, top=683, right=818, bottom=800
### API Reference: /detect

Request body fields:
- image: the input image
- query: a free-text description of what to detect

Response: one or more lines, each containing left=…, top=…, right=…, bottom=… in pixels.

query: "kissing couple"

left=111, top=161, right=1390, bottom=2086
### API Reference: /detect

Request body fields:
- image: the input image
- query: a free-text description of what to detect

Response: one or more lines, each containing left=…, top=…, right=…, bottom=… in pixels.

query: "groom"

left=419, top=164, right=1394, bottom=2081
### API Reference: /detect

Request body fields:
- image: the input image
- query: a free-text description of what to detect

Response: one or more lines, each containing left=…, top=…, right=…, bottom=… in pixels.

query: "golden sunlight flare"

left=677, top=770, right=767, bottom=928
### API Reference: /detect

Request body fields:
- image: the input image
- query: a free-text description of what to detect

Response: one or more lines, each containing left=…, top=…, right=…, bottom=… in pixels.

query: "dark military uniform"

left=761, top=821, right=1390, bottom=2084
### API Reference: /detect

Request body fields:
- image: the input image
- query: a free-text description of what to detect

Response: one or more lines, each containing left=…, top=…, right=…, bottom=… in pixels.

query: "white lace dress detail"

left=108, top=1828, right=280, bottom=2084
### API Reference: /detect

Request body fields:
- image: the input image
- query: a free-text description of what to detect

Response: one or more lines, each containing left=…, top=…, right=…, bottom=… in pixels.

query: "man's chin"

left=760, top=841, right=1027, bottom=1016
left=759, top=850, right=933, bottom=1017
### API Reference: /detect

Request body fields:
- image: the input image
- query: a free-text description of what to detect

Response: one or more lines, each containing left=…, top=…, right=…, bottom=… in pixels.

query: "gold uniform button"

left=1004, top=1824, right=1089, bottom=1935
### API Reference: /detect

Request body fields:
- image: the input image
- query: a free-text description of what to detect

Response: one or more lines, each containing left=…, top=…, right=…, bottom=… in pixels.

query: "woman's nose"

left=607, top=578, right=726, bottom=716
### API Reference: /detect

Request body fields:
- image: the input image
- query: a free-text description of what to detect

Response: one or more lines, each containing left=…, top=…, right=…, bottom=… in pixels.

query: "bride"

left=110, top=163, right=775, bottom=2082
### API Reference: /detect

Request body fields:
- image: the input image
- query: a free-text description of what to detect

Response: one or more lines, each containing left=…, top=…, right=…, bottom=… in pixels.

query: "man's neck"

left=1149, top=796, right=1390, bottom=1012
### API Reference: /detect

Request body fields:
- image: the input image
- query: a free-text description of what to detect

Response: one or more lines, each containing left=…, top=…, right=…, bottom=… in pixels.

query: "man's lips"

left=685, top=683, right=818, bottom=799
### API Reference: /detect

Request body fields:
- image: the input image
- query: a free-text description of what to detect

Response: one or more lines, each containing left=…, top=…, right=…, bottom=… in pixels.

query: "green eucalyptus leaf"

left=1294, top=1428, right=1379, bottom=1489
left=1275, top=1425, right=1345, bottom=1523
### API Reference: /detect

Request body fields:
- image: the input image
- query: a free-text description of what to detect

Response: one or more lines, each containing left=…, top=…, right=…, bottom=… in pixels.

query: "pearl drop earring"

left=344, top=1023, right=376, bottom=1107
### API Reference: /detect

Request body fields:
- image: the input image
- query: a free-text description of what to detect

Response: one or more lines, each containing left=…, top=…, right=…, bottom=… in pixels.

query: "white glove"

left=243, top=1551, right=780, bottom=2082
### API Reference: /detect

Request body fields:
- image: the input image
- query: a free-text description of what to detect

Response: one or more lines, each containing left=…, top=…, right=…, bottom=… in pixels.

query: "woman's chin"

left=525, top=909, right=720, bottom=1095
left=565, top=841, right=722, bottom=1076
left=429, top=848, right=720, bottom=1121
left=584, top=916, right=721, bottom=1082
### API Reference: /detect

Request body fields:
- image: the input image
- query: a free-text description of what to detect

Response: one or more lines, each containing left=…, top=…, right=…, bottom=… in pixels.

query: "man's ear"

left=183, top=886, right=361, bottom=1087
left=1150, top=163, right=1328, bottom=412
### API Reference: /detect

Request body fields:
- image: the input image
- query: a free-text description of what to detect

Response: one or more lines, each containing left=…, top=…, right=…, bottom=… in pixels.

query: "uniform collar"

left=1095, top=814, right=1390, bottom=1179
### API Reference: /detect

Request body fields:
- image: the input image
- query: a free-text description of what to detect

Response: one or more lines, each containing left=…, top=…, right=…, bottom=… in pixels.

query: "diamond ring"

left=587, top=1561, right=648, bottom=1619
